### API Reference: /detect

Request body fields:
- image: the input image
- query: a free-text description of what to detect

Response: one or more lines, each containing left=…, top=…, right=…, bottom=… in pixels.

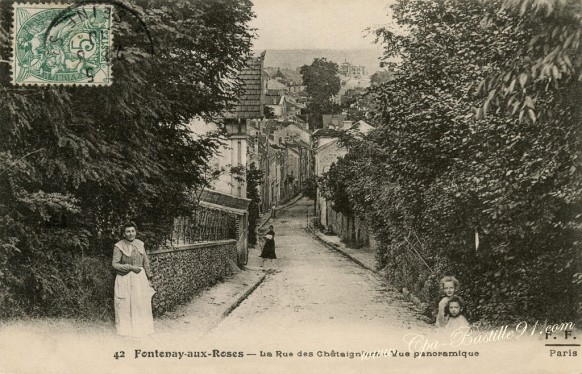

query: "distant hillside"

left=261, top=49, right=384, bottom=76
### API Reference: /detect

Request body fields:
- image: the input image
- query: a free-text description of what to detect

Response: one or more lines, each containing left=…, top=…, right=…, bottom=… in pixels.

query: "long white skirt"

left=114, top=269, right=155, bottom=337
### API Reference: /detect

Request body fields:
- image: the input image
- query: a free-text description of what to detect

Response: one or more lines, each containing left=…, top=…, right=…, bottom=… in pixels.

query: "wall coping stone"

left=149, top=240, right=237, bottom=255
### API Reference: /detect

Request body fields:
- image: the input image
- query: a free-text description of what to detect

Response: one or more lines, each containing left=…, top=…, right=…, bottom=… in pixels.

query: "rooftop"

left=225, top=52, right=266, bottom=120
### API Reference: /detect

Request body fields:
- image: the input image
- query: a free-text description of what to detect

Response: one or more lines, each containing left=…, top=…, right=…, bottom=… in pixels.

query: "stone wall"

left=325, top=204, right=374, bottom=249
left=148, top=240, right=237, bottom=315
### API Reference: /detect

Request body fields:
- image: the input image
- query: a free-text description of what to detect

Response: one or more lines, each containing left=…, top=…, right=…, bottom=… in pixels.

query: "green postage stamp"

left=12, top=3, right=113, bottom=86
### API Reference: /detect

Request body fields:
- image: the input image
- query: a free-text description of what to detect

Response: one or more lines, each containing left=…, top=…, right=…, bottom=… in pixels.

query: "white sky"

left=249, top=0, right=394, bottom=50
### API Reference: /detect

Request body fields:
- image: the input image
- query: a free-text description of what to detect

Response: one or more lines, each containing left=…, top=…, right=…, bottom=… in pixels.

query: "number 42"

left=113, top=351, right=125, bottom=359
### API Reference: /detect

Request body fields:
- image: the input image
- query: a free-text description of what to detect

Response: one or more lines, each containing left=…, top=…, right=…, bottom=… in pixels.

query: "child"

left=437, top=276, right=460, bottom=327
left=445, top=296, right=470, bottom=330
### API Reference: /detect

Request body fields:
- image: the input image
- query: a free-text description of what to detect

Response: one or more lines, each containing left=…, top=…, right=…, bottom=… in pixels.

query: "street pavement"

left=205, top=197, right=432, bottom=347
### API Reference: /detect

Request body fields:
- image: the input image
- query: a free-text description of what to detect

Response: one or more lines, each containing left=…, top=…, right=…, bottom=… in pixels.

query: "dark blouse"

left=265, top=229, right=275, bottom=241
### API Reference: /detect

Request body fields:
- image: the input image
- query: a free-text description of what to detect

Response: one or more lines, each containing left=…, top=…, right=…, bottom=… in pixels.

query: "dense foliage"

left=340, top=87, right=376, bottom=123
left=302, top=175, right=318, bottom=201
left=321, top=0, right=581, bottom=325
left=0, top=0, right=254, bottom=319
left=370, top=70, right=394, bottom=86
left=481, top=0, right=582, bottom=123
left=300, top=58, right=341, bottom=129
left=246, top=162, right=264, bottom=246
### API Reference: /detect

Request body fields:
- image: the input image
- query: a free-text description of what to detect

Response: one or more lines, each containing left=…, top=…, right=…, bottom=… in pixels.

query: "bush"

left=1, top=252, right=114, bottom=320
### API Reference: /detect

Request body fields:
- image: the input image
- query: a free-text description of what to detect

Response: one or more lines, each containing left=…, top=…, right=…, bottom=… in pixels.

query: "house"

left=284, top=145, right=301, bottom=198
left=247, top=117, right=285, bottom=211
left=322, top=114, right=346, bottom=129
left=313, top=132, right=347, bottom=230
left=264, top=90, right=287, bottom=118
left=268, top=143, right=286, bottom=208
left=273, top=122, right=310, bottom=145
left=267, top=79, right=288, bottom=91
left=273, top=68, right=286, bottom=80
left=287, top=82, right=306, bottom=93
left=289, top=115, right=307, bottom=128
left=339, top=61, right=367, bottom=78
left=347, top=120, right=375, bottom=136
left=294, top=139, right=312, bottom=182
left=193, top=51, right=267, bottom=265
left=217, top=51, right=267, bottom=197
left=186, top=117, right=253, bottom=266
left=247, top=119, right=273, bottom=214
left=274, top=123, right=312, bottom=183
left=285, top=100, right=302, bottom=118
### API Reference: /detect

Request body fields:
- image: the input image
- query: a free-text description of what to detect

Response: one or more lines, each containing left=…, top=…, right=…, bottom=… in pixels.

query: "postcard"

left=0, top=0, right=580, bottom=373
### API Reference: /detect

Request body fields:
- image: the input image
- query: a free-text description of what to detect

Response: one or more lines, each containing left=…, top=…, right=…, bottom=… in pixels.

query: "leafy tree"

left=300, top=58, right=341, bottom=129
left=300, top=58, right=341, bottom=100
left=0, top=0, right=254, bottom=318
left=246, top=162, right=264, bottom=246
left=304, top=99, right=341, bottom=130
left=478, top=0, right=582, bottom=122
left=370, top=70, right=394, bottom=86
left=341, top=88, right=363, bottom=108
left=264, top=106, right=276, bottom=119
left=302, top=175, right=318, bottom=201
left=319, top=160, right=354, bottom=217
left=341, top=88, right=376, bottom=123
left=322, top=0, right=581, bottom=324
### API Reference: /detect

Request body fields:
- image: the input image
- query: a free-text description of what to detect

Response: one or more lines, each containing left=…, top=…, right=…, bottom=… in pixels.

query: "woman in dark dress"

left=259, top=225, right=276, bottom=267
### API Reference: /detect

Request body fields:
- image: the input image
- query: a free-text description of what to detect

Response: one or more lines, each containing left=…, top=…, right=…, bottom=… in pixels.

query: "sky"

left=249, top=0, right=394, bottom=50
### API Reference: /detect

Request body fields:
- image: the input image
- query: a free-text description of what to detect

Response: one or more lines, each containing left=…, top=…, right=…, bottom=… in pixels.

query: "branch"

left=0, top=148, right=45, bottom=177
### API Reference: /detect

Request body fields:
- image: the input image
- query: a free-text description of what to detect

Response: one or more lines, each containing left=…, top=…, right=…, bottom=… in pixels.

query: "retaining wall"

left=325, top=204, right=376, bottom=249
left=148, top=240, right=237, bottom=315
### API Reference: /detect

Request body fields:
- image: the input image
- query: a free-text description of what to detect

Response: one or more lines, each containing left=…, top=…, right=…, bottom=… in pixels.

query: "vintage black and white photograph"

left=0, top=0, right=580, bottom=373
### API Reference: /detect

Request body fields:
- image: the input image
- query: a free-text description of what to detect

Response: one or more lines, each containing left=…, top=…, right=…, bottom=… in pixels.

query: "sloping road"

left=205, top=198, right=431, bottom=348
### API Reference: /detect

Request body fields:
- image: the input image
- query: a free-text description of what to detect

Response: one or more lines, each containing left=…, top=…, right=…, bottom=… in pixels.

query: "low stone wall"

left=148, top=240, right=237, bottom=315
left=325, top=205, right=372, bottom=248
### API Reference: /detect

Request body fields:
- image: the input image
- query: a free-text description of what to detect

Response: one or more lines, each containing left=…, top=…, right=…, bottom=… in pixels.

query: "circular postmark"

left=46, top=1, right=155, bottom=61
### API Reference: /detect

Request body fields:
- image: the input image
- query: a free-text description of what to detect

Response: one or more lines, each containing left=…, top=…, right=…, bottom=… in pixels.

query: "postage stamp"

left=11, top=3, right=113, bottom=86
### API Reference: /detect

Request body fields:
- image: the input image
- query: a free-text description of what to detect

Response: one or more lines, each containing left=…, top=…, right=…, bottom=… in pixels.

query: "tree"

left=477, top=0, right=582, bottom=123
left=341, top=88, right=376, bottom=123
left=370, top=70, right=394, bottom=86
left=264, top=106, right=276, bottom=119
left=322, top=0, right=581, bottom=324
left=319, top=160, right=355, bottom=217
left=0, top=0, right=254, bottom=318
left=246, top=163, right=264, bottom=246
left=302, top=175, right=318, bottom=201
left=300, top=58, right=341, bottom=101
left=300, top=58, right=341, bottom=129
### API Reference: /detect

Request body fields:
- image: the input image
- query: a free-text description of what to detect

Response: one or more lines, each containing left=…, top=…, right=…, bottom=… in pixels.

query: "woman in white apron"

left=112, top=222, right=155, bottom=337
